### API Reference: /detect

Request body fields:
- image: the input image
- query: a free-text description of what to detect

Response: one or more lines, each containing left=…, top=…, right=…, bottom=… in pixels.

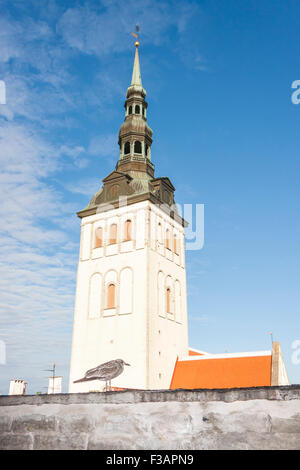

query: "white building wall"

left=147, top=204, right=189, bottom=389
left=69, top=200, right=188, bottom=392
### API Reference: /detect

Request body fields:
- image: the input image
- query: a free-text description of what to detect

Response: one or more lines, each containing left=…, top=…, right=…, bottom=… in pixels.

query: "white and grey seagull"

left=73, top=359, right=130, bottom=391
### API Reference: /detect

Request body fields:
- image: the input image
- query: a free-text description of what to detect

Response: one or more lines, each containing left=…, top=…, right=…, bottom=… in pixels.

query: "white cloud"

left=0, top=120, right=80, bottom=393
left=57, top=0, right=199, bottom=56
left=0, top=0, right=206, bottom=393
left=88, top=133, right=117, bottom=157
left=65, top=177, right=101, bottom=197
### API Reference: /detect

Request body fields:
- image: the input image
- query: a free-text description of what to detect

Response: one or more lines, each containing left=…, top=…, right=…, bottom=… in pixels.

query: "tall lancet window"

left=173, top=234, right=179, bottom=254
left=124, top=220, right=132, bottom=241
left=107, top=284, right=116, bottom=309
left=134, top=141, right=142, bottom=154
left=124, top=141, right=130, bottom=155
left=109, top=224, right=117, bottom=245
left=165, top=229, right=170, bottom=250
left=135, top=104, right=140, bottom=114
left=128, top=105, right=132, bottom=115
left=166, top=288, right=171, bottom=314
left=95, top=227, right=103, bottom=248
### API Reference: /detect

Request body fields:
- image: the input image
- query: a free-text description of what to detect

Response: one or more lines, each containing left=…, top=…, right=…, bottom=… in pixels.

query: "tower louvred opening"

left=124, top=142, right=130, bottom=155
left=134, top=141, right=142, bottom=154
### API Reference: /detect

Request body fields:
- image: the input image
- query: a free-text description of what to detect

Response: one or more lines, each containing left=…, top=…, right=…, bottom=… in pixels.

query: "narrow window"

left=166, top=229, right=170, bottom=250
left=124, top=141, right=130, bottom=155
left=128, top=105, right=132, bottom=115
left=145, top=144, right=148, bottom=156
left=173, top=234, right=178, bottom=254
left=158, top=223, right=162, bottom=244
left=142, top=107, right=145, bottom=116
left=166, top=288, right=171, bottom=313
left=109, top=224, right=117, bottom=244
left=110, top=184, right=119, bottom=198
left=124, top=220, right=132, bottom=241
left=135, top=104, right=140, bottom=114
left=134, top=141, right=142, bottom=154
left=95, top=227, right=103, bottom=248
left=107, top=284, right=116, bottom=309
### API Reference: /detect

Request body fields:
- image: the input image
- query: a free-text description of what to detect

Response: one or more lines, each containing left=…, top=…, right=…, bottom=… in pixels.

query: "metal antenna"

left=44, top=363, right=57, bottom=393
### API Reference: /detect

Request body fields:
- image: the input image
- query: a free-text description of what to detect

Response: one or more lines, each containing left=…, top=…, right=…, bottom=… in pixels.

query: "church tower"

left=68, top=41, right=189, bottom=392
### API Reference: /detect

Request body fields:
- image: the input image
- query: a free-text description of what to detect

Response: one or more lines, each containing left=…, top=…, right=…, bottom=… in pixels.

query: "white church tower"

left=68, top=41, right=189, bottom=392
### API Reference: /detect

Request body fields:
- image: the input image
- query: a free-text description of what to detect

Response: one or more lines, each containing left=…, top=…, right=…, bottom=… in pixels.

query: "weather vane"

left=131, top=24, right=140, bottom=47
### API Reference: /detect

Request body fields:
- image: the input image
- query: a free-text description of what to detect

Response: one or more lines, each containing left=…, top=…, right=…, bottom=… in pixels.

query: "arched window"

left=145, top=144, right=148, bottom=156
left=110, top=185, right=119, bottom=198
left=173, top=234, right=178, bottom=254
left=166, top=229, right=170, bottom=250
left=107, top=284, right=116, bottom=309
left=124, top=141, right=130, bottom=155
left=95, top=227, right=103, bottom=248
left=128, top=105, right=132, bottom=115
left=124, top=219, right=132, bottom=241
left=166, top=288, right=171, bottom=313
left=135, top=105, right=140, bottom=114
left=142, top=107, right=145, bottom=116
left=158, top=223, right=162, bottom=244
left=109, top=224, right=117, bottom=245
left=134, top=141, right=142, bottom=154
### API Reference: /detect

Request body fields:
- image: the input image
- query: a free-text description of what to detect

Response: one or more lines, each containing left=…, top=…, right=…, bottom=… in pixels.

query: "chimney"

left=48, top=376, right=62, bottom=394
left=9, top=379, right=27, bottom=395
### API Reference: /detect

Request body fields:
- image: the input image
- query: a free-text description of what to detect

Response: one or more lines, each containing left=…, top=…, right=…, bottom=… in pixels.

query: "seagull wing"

left=85, top=360, right=123, bottom=380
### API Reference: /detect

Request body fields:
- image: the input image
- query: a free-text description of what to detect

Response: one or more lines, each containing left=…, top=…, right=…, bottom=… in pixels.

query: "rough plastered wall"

left=0, top=386, right=300, bottom=450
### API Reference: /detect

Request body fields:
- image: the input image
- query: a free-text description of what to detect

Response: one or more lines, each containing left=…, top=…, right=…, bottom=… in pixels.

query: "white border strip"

left=188, top=347, right=210, bottom=355
left=179, top=350, right=272, bottom=362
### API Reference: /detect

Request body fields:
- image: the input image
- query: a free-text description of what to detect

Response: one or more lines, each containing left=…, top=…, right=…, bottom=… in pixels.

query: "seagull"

left=73, top=359, right=130, bottom=391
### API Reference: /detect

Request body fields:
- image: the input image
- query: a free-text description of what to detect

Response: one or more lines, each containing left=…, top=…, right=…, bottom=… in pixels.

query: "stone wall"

left=1, top=386, right=300, bottom=450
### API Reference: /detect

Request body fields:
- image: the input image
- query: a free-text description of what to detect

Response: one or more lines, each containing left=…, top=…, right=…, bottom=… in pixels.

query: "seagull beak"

left=125, top=362, right=131, bottom=366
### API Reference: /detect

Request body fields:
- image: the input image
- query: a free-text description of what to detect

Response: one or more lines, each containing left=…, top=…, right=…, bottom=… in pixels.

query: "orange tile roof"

left=170, top=352, right=272, bottom=390
left=188, top=348, right=209, bottom=356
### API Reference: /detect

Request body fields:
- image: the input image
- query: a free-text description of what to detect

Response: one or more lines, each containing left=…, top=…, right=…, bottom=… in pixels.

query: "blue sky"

left=0, top=0, right=299, bottom=394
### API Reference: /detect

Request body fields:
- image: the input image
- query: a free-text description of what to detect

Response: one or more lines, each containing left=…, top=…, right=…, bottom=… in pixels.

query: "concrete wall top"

left=1, top=385, right=300, bottom=407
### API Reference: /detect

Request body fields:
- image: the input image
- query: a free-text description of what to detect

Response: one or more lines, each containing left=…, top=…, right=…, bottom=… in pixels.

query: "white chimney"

left=9, top=379, right=27, bottom=395
left=48, top=376, right=62, bottom=394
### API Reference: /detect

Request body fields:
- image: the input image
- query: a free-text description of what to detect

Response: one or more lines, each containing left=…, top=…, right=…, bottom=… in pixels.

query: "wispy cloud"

left=57, top=0, right=196, bottom=55
left=88, top=133, right=117, bottom=156
left=0, top=0, right=206, bottom=393
left=65, top=177, right=101, bottom=197
left=0, top=118, right=80, bottom=393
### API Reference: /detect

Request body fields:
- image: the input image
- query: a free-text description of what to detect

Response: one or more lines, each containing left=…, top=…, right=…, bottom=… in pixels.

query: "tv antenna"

left=44, top=363, right=57, bottom=393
